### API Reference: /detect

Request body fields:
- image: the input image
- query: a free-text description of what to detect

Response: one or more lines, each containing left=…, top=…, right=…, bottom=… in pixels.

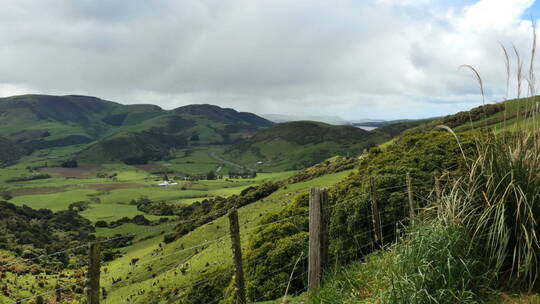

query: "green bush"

left=244, top=194, right=309, bottom=301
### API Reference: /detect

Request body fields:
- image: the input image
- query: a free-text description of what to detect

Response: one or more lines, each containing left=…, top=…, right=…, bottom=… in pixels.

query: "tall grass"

left=438, top=132, right=540, bottom=291
left=380, top=221, right=491, bottom=304
left=308, top=221, right=491, bottom=304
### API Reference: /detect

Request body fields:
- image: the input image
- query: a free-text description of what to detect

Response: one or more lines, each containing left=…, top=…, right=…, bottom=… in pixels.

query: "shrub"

left=244, top=194, right=309, bottom=301
left=95, top=221, right=108, bottom=228
left=163, top=233, right=176, bottom=244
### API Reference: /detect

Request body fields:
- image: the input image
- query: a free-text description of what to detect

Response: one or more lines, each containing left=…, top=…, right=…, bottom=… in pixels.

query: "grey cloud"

left=0, top=0, right=536, bottom=119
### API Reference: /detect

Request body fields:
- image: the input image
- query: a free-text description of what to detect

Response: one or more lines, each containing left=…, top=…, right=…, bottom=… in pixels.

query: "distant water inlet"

left=354, top=125, right=377, bottom=131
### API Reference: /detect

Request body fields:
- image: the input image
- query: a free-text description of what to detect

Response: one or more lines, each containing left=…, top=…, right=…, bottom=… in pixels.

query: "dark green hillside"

left=224, top=120, right=419, bottom=171
left=0, top=95, right=120, bottom=139
left=0, top=95, right=138, bottom=153
left=0, top=201, right=94, bottom=266
left=0, top=95, right=117, bottom=125
left=253, top=121, right=370, bottom=144
left=0, top=95, right=274, bottom=165
left=77, top=131, right=186, bottom=164
left=0, top=136, right=24, bottom=166
left=371, top=118, right=434, bottom=138
left=101, top=104, right=164, bottom=126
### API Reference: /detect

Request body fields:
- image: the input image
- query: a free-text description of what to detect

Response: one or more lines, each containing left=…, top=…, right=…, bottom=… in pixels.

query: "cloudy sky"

left=0, top=0, right=539, bottom=120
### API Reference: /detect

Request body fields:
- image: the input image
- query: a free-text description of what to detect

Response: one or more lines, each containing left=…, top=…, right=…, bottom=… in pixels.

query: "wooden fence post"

left=87, top=242, right=101, bottom=304
left=228, top=207, right=247, bottom=304
left=370, top=177, right=383, bottom=246
left=406, top=172, right=415, bottom=219
left=308, top=187, right=328, bottom=292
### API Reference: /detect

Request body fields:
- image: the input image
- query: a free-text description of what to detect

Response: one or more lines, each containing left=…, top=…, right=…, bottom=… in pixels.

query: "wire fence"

left=1, top=172, right=441, bottom=304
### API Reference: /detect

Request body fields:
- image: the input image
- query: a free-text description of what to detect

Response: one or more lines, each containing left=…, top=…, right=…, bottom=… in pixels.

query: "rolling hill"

left=223, top=120, right=425, bottom=171
left=0, top=94, right=430, bottom=168
left=0, top=94, right=276, bottom=164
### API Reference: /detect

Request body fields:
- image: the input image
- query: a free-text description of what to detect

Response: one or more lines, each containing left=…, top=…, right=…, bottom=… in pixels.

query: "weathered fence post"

left=228, top=207, right=247, bottom=304
left=406, top=172, right=415, bottom=219
left=87, top=242, right=101, bottom=304
left=370, top=177, right=383, bottom=247
left=308, top=187, right=328, bottom=292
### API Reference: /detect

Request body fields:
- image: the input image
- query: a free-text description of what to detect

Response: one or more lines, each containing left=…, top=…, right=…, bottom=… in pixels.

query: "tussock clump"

left=439, top=132, right=540, bottom=290
left=381, top=221, right=491, bottom=304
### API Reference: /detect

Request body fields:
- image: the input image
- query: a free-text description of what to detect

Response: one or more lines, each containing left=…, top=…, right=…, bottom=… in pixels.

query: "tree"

left=206, top=171, right=216, bottom=180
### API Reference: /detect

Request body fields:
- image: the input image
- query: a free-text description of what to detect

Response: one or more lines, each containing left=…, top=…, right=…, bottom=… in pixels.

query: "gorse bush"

left=381, top=221, right=491, bottom=304
left=439, top=131, right=540, bottom=290
left=244, top=193, right=309, bottom=301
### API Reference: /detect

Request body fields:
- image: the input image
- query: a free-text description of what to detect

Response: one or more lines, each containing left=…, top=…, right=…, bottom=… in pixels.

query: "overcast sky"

left=0, top=0, right=539, bottom=120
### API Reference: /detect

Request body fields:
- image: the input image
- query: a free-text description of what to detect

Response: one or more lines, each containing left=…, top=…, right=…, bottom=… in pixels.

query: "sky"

left=0, top=0, right=539, bottom=120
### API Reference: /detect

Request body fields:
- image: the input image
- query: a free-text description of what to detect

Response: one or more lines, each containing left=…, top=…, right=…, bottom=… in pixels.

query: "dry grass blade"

left=499, top=42, right=511, bottom=129
left=460, top=64, right=487, bottom=128
left=434, top=125, right=467, bottom=163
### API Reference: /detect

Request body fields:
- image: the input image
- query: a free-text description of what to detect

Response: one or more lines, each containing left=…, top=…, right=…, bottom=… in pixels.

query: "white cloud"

left=0, top=0, right=537, bottom=119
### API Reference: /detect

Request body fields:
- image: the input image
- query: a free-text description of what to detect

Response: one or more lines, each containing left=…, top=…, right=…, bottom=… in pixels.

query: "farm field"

left=1, top=144, right=295, bottom=223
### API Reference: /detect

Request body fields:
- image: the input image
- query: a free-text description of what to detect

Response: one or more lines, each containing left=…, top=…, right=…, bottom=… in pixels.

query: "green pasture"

left=98, top=170, right=350, bottom=303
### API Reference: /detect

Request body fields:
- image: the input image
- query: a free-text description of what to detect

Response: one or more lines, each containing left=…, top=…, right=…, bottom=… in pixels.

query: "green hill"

left=402, top=96, right=540, bottom=136
left=174, top=104, right=272, bottom=127
left=224, top=120, right=420, bottom=171
left=0, top=94, right=275, bottom=164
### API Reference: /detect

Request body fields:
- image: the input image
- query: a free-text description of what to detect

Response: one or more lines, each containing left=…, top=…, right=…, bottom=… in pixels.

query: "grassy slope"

left=99, top=169, right=353, bottom=304
left=270, top=97, right=540, bottom=304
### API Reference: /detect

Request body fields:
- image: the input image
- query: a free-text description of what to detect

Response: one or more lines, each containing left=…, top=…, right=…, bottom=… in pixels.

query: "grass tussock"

left=380, top=221, right=491, bottom=304
left=439, top=132, right=540, bottom=290
left=307, top=221, right=491, bottom=304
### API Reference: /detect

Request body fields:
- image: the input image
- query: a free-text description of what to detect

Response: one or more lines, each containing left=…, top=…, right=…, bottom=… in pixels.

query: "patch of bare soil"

left=134, top=163, right=169, bottom=172
left=83, top=183, right=144, bottom=191
left=41, top=164, right=104, bottom=178
left=11, top=187, right=67, bottom=196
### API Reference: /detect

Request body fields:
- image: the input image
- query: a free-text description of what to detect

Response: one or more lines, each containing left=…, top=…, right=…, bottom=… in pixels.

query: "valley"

left=1, top=94, right=540, bottom=303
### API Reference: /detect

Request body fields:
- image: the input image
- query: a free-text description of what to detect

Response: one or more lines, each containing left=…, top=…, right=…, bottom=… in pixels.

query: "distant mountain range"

left=0, top=94, right=429, bottom=170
